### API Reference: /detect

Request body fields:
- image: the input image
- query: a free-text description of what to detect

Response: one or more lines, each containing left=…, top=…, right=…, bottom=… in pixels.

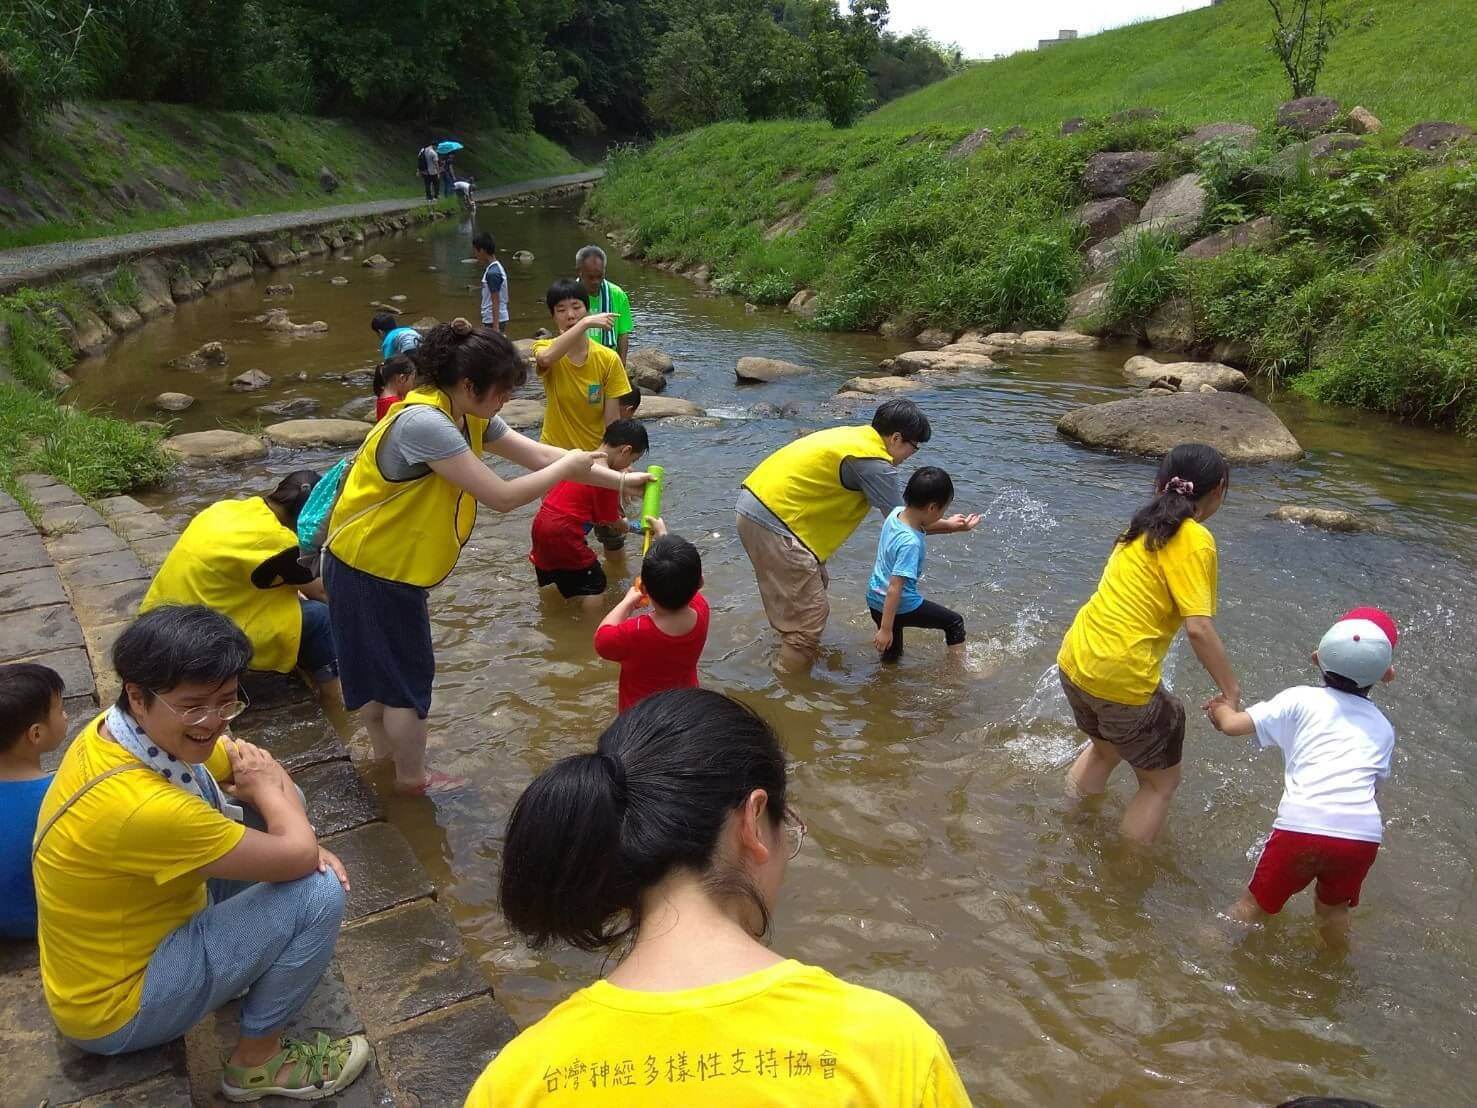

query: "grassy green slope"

left=0, top=101, right=582, bottom=250
left=866, top=0, right=1477, bottom=134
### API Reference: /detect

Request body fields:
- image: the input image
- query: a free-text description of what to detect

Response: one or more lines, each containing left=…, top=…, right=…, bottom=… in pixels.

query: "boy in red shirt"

left=530, top=419, right=648, bottom=606
left=594, top=518, right=709, bottom=713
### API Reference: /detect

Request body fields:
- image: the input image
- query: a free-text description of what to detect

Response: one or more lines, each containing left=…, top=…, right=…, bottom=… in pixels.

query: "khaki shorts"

left=736, top=513, right=829, bottom=658
left=1059, top=670, right=1186, bottom=771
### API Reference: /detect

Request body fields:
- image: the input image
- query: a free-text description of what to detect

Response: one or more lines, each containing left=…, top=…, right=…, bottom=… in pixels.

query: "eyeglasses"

left=150, top=689, right=250, bottom=728
left=782, top=807, right=807, bottom=860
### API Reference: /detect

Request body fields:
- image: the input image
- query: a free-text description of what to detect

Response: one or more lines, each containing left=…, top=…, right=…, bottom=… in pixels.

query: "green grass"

left=0, top=101, right=583, bottom=251
left=1106, top=231, right=1185, bottom=324
left=0, top=288, right=176, bottom=497
left=866, top=0, right=1477, bottom=135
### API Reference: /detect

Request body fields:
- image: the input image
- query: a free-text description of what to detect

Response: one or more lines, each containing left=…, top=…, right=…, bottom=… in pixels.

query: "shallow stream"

left=71, top=198, right=1477, bottom=1105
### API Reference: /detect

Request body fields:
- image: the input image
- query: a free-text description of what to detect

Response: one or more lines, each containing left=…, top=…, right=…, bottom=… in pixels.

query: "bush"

left=1105, top=231, right=1185, bottom=324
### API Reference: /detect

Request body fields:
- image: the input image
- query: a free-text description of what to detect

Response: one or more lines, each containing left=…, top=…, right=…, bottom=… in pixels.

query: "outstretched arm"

left=925, top=513, right=982, bottom=535
left=1206, top=695, right=1256, bottom=736
left=488, top=427, right=651, bottom=493
left=429, top=447, right=603, bottom=513
left=1185, top=615, right=1240, bottom=709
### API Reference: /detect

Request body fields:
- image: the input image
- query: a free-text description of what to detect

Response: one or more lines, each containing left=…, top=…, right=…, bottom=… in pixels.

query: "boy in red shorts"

left=594, top=518, right=709, bottom=713
left=1207, top=607, right=1398, bottom=946
left=530, top=419, right=648, bottom=607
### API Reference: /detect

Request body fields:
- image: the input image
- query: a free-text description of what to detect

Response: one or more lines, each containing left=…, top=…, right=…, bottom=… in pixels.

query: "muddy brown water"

left=70, top=198, right=1477, bottom=1105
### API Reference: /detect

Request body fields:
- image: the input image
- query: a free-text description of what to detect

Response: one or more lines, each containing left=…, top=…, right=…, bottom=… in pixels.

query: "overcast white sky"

left=885, top=0, right=1217, bottom=59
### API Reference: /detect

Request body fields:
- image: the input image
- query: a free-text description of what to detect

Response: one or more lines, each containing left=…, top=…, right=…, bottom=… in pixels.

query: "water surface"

left=73, top=198, right=1477, bottom=1106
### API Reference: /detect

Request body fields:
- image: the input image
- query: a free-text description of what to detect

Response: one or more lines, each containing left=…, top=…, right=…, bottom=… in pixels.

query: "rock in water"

left=258, top=398, right=320, bottom=419
left=630, top=366, right=667, bottom=393
left=1057, top=392, right=1302, bottom=463
left=168, top=341, right=229, bottom=370
left=361, top=254, right=393, bottom=269
left=265, top=419, right=371, bottom=448
left=1268, top=505, right=1372, bottom=532
left=735, top=357, right=811, bottom=383
left=914, top=328, right=957, bottom=349
left=163, top=430, right=268, bottom=465
left=264, top=284, right=294, bottom=298
left=839, top=376, right=923, bottom=394
left=1123, top=356, right=1248, bottom=392
left=787, top=289, right=818, bottom=319
left=892, top=349, right=998, bottom=374
left=231, top=369, right=272, bottom=391
left=511, top=250, right=535, bottom=263
left=499, top=400, right=546, bottom=430
left=628, top=348, right=675, bottom=375
left=153, top=392, right=194, bottom=412
left=631, top=396, right=705, bottom=419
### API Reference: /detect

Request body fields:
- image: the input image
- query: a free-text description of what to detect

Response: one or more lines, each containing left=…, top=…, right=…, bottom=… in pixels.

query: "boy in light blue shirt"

left=867, top=466, right=980, bottom=663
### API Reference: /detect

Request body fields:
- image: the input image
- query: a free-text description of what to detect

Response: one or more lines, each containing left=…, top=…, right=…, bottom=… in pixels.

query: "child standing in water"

left=1057, top=443, right=1240, bottom=844
left=867, top=466, right=980, bottom=663
left=373, top=353, right=416, bottom=421
left=1207, top=607, right=1398, bottom=946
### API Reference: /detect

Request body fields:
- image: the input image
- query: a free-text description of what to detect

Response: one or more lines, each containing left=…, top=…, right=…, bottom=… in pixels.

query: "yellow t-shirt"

left=33, top=716, right=245, bottom=1040
left=1057, top=518, right=1219, bottom=705
left=534, top=337, right=632, bottom=451
left=463, top=960, right=971, bottom=1107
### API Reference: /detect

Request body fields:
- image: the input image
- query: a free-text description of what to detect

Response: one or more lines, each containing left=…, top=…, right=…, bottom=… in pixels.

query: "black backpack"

left=417, top=147, right=430, bottom=174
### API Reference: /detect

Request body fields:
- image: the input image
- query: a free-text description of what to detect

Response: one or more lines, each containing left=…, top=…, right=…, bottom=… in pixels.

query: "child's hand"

left=645, top=515, right=668, bottom=537
left=873, top=626, right=893, bottom=654
left=943, top=513, right=983, bottom=532
left=626, top=581, right=650, bottom=609
left=584, top=311, right=618, bottom=332
left=1203, top=694, right=1231, bottom=729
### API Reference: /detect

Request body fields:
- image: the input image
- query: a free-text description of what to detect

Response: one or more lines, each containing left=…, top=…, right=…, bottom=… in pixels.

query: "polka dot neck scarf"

left=105, top=704, right=243, bottom=823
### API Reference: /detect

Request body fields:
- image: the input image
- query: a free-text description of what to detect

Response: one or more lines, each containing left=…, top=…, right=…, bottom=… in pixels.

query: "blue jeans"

left=70, top=870, right=345, bottom=1052
left=298, top=598, right=338, bottom=681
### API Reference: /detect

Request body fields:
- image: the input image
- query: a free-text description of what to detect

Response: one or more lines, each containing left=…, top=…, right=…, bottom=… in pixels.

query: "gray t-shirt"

left=736, top=456, right=901, bottom=551
left=377, top=406, right=510, bottom=482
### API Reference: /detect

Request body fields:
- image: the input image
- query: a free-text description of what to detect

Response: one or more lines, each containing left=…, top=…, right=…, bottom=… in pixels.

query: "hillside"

left=866, top=0, right=1476, bottom=134
left=0, top=102, right=582, bottom=250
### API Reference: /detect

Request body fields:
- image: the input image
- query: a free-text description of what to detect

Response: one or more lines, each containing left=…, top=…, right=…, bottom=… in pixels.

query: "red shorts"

left=1248, top=828, right=1379, bottom=913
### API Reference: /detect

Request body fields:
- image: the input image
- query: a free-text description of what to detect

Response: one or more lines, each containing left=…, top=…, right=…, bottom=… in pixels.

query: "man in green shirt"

left=576, top=245, right=634, bottom=366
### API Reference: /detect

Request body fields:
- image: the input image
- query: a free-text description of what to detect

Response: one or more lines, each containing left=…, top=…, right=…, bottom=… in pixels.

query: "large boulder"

left=1277, top=96, right=1340, bottom=135
left=1137, top=173, right=1208, bottom=236
left=914, top=328, right=957, bottom=349
left=1123, top=355, right=1248, bottom=392
left=265, top=419, right=370, bottom=448
left=1057, top=391, right=1302, bottom=463
left=1184, top=122, right=1258, bottom=150
left=128, top=259, right=176, bottom=318
left=1082, top=151, right=1162, bottom=197
left=1398, top=121, right=1474, bottom=152
left=1072, top=197, right=1140, bottom=249
left=1268, top=505, right=1372, bottom=532
left=163, top=429, right=268, bottom=465
left=57, top=304, right=111, bottom=355
left=1142, top=297, right=1196, bottom=352
left=892, top=348, right=998, bottom=375
left=635, top=395, right=706, bottom=420
left=153, top=392, right=194, bottom=412
left=736, top=356, right=811, bottom=383
left=1180, top=215, right=1283, bottom=260
left=1063, top=283, right=1112, bottom=334
left=255, top=240, right=296, bottom=268
left=787, top=289, right=818, bottom=319
left=840, top=376, right=923, bottom=394
left=946, top=128, right=993, bottom=160
left=629, top=365, right=667, bottom=393
left=627, top=348, right=675, bottom=375
left=986, top=331, right=1098, bottom=353
left=1346, top=106, right=1382, bottom=135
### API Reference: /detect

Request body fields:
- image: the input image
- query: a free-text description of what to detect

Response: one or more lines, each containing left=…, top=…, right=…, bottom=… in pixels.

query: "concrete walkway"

left=0, top=477, right=517, bottom=1106
left=0, top=169, right=603, bottom=293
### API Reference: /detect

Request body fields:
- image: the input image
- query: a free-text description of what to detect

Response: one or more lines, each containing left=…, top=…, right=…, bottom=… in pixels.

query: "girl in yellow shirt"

left=465, top=688, right=971, bottom=1107
left=1056, top=443, right=1241, bottom=843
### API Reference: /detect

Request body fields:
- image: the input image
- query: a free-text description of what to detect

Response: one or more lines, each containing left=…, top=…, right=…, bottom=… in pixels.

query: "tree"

left=1267, top=0, right=1344, bottom=98
left=868, top=31, right=961, bottom=105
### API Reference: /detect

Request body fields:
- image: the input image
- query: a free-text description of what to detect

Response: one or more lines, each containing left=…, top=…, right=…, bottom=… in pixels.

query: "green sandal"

left=221, top=1031, right=372, bottom=1102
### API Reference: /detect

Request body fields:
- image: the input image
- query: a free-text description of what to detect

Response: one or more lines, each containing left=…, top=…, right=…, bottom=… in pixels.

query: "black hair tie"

left=600, top=752, right=629, bottom=809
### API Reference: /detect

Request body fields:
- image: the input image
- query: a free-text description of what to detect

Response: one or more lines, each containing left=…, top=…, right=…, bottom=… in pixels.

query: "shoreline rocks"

left=1123, top=355, right=1248, bottom=392
left=1057, top=391, right=1302, bottom=463
left=839, top=375, right=922, bottom=395
left=265, top=419, right=370, bottom=448
left=892, top=347, right=998, bottom=374
left=163, top=429, right=268, bottom=465
left=736, top=356, right=811, bottom=383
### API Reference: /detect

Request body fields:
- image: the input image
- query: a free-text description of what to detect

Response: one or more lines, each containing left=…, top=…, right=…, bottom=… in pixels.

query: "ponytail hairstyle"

left=499, top=688, right=789, bottom=952
left=265, top=469, right=321, bottom=528
left=373, top=353, right=416, bottom=398
left=414, top=317, right=527, bottom=398
left=1118, top=443, right=1230, bottom=551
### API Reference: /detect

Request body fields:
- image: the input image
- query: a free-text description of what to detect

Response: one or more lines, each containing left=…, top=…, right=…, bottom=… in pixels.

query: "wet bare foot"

left=394, top=770, right=468, bottom=796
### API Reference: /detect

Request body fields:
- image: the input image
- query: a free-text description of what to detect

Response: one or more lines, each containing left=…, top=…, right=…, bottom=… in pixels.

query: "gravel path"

left=0, top=169, right=603, bottom=293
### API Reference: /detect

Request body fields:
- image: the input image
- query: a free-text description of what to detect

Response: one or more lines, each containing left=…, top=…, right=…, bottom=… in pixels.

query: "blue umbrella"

left=436, top=141, right=463, bottom=156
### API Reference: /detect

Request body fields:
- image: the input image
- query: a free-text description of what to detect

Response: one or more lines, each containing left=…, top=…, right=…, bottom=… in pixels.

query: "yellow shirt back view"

left=1057, top=517, right=1219, bottom=705
left=464, top=959, right=970, bottom=1107
left=534, top=338, right=631, bottom=451
left=32, top=717, right=243, bottom=1040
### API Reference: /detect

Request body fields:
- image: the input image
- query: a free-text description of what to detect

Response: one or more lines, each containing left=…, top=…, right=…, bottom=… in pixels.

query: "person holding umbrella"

left=437, top=140, right=462, bottom=200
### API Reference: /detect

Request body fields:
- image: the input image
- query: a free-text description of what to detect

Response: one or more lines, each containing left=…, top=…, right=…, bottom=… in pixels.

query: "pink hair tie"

left=1163, top=476, right=1195, bottom=496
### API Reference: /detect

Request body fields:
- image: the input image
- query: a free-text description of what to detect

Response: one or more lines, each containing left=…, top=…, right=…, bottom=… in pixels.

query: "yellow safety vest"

left=140, top=497, right=302, bottom=673
left=742, top=424, right=894, bottom=562
left=326, top=385, right=487, bottom=588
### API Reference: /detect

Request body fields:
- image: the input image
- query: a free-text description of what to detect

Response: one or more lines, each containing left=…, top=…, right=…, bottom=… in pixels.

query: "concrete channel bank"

left=0, top=475, right=517, bottom=1105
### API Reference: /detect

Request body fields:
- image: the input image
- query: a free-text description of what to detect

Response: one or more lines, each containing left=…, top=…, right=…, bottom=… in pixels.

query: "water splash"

left=982, top=487, right=1059, bottom=533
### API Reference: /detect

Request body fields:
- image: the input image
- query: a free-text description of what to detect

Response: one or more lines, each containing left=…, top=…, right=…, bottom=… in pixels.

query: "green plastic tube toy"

left=641, top=465, right=664, bottom=553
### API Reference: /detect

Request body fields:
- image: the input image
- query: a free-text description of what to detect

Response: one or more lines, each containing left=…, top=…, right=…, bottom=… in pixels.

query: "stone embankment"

left=0, top=476, right=517, bottom=1106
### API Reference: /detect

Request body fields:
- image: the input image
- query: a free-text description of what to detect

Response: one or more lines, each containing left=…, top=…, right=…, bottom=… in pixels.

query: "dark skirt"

left=324, top=551, right=435, bottom=718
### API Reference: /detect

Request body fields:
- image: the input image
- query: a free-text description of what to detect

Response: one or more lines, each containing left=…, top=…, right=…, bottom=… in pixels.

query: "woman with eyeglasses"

left=140, top=468, right=340, bottom=704
left=31, top=606, right=371, bottom=1102
left=464, top=688, right=970, bottom=1107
